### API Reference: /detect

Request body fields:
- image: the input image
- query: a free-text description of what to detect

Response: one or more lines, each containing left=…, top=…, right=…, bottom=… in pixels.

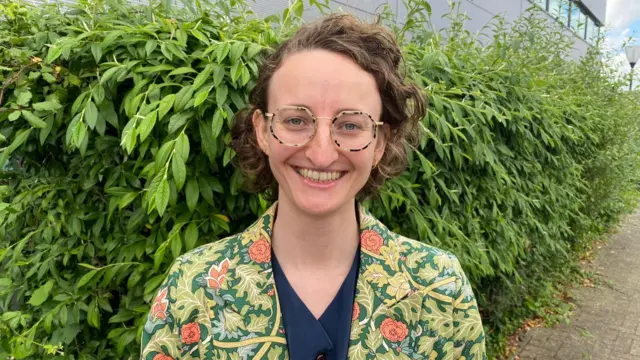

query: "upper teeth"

left=297, top=168, right=342, bottom=181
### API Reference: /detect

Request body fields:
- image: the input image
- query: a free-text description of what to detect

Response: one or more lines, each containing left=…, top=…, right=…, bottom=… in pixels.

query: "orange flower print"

left=153, top=354, right=173, bottom=360
left=360, top=230, right=383, bottom=254
left=352, top=303, right=360, bottom=321
left=380, top=318, right=409, bottom=342
left=267, top=288, right=275, bottom=296
left=249, top=236, right=271, bottom=263
left=150, top=287, right=169, bottom=321
left=181, top=322, right=201, bottom=345
left=205, top=258, right=230, bottom=289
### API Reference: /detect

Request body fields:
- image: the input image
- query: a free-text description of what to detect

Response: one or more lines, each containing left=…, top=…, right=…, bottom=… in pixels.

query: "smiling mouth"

left=294, top=167, right=346, bottom=182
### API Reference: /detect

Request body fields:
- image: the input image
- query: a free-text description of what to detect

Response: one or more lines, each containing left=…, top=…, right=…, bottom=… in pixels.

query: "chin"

left=293, top=193, right=346, bottom=216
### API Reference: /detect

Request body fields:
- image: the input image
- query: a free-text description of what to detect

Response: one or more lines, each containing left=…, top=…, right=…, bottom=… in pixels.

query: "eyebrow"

left=286, top=104, right=364, bottom=114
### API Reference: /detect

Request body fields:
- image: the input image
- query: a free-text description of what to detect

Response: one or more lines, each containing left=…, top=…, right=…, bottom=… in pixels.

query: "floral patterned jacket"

left=141, top=202, right=487, bottom=360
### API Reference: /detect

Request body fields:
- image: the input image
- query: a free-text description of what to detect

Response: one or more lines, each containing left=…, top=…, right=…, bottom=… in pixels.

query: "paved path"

left=516, top=209, right=640, bottom=360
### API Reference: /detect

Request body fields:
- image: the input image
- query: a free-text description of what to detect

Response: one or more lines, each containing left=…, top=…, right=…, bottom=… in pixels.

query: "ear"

left=252, top=109, right=270, bottom=156
left=373, top=124, right=389, bottom=166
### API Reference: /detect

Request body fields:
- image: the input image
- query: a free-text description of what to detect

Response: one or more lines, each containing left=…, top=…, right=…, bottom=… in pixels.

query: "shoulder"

left=391, top=232, right=472, bottom=299
left=396, top=235, right=464, bottom=277
left=170, top=232, right=244, bottom=274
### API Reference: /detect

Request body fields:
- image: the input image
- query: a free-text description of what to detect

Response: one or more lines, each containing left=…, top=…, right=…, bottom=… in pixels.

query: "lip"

left=292, top=166, right=346, bottom=189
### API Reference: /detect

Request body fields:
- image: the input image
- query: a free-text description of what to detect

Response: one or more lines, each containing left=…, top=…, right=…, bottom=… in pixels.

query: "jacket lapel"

left=213, top=202, right=289, bottom=359
left=348, top=204, right=428, bottom=357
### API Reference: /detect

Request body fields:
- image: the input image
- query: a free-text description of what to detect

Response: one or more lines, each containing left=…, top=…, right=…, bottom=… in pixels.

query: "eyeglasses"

left=262, top=105, right=384, bottom=152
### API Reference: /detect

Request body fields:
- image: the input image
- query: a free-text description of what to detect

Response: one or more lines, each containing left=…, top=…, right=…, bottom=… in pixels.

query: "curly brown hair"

left=230, top=13, right=426, bottom=200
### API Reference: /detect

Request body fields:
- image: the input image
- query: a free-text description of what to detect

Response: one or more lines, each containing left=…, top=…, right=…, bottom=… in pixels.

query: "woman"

left=141, top=13, right=486, bottom=360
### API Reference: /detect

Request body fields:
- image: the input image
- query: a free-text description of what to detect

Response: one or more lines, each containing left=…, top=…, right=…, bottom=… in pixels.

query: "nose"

left=304, top=118, right=339, bottom=168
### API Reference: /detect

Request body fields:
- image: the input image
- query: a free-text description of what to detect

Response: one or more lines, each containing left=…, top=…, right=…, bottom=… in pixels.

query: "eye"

left=342, top=123, right=361, bottom=131
left=286, top=117, right=305, bottom=126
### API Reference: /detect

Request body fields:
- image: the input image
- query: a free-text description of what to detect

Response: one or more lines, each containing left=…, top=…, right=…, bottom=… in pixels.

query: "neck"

left=271, top=197, right=360, bottom=269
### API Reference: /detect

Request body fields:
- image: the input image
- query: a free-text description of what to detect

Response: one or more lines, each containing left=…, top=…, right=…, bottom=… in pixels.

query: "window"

left=560, top=0, right=571, bottom=27
left=532, top=0, right=547, bottom=10
left=570, top=2, right=585, bottom=34
left=536, top=0, right=599, bottom=45
left=548, top=0, right=561, bottom=19
left=589, top=22, right=600, bottom=44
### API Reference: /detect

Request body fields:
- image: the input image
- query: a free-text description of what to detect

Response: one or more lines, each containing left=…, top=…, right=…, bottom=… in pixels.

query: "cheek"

left=347, top=151, right=375, bottom=170
left=265, top=140, right=298, bottom=164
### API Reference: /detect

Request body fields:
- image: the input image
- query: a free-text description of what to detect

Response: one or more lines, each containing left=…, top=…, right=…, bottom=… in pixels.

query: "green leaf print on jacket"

left=141, top=202, right=487, bottom=360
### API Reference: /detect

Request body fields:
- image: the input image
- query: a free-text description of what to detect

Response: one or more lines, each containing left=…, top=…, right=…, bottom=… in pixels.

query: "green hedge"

left=1, top=0, right=639, bottom=358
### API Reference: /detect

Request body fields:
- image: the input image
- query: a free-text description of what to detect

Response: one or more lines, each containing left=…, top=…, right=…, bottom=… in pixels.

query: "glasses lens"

left=272, top=108, right=314, bottom=145
left=332, top=113, right=375, bottom=150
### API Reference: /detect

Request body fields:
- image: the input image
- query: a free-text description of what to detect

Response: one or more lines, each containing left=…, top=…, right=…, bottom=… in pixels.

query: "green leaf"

left=166, top=42, right=186, bottom=60
left=99, top=100, right=118, bottom=127
left=176, top=29, right=188, bottom=45
left=101, top=65, right=123, bottom=84
left=8, top=111, right=21, bottom=121
left=158, top=94, right=175, bottom=120
left=216, top=84, right=228, bottom=105
left=40, top=115, right=54, bottom=145
left=120, top=118, right=136, bottom=154
left=213, top=65, right=225, bottom=87
left=139, top=110, right=157, bottom=142
left=212, top=108, right=225, bottom=138
left=93, top=84, right=106, bottom=105
left=171, top=155, right=186, bottom=191
left=160, top=42, right=172, bottom=60
left=184, top=222, right=198, bottom=251
left=28, top=280, right=54, bottom=306
left=91, top=43, right=103, bottom=63
left=174, top=85, right=194, bottom=112
left=191, top=29, right=208, bottom=44
left=42, top=72, right=57, bottom=83
left=87, top=300, right=100, bottom=329
left=46, top=45, right=63, bottom=63
left=193, top=87, right=211, bottom=107
left=170, top=233, right=182, bottom=259
left=72, top=91, right=90, bottom=115
left=186, top=178, right=199, bottom=212
left=109, top=310, right=136, bottom=324
left=21, top=111, right=47, bottom=128
left=8, top=128, right=32, bottom=153
left=155, top=141, right=174, bottom=170
left=247, top=43, right=263, bottom=59
left=168, top=111, right=193, bottom=134
left=77, top=270, right=99, bottom=289
left=199, top=119, right=217, bottom=160
left=198, top=176, right=214, bottom=205
left=216, top=42, right=231, bottom=63
left=32, top=101, right=62, bottom=111
left=135, top=64, right=175, bottom=73
left=15, top=89, right=32, bottom=106
left=193, top=64, right=213, bottom=90
left=145, top=40, right=157, bottom=56
left=168, top=67, right=196, bottom=76
left=118, top=192, right=138, bottom=209
left=175, top=132, right=190, bottom=161
left=85, top=101, right=99, bottom=129
left=155, top=178, right=170, bottom=216
left=230, top=42, right=246, bottom=64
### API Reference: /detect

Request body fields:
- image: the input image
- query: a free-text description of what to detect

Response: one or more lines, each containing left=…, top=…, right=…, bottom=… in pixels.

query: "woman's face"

left=253, top=49, right=386, bottom=217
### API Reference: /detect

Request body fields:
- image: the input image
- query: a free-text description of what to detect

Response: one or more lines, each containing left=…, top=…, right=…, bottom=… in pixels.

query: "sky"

left=604, top=0, right=640, bottom=83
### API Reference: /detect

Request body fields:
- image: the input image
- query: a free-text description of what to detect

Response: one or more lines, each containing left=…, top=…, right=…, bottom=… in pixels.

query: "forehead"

left=268, top=49, right=381, bottom=116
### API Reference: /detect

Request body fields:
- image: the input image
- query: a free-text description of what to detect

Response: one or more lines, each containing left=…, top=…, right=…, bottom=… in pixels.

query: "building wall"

left=251, top=0, right=606, bottom=59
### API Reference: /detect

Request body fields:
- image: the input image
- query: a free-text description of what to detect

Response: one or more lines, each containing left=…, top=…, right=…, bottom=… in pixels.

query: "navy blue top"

left=272, top=248, right=360, bottom=360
